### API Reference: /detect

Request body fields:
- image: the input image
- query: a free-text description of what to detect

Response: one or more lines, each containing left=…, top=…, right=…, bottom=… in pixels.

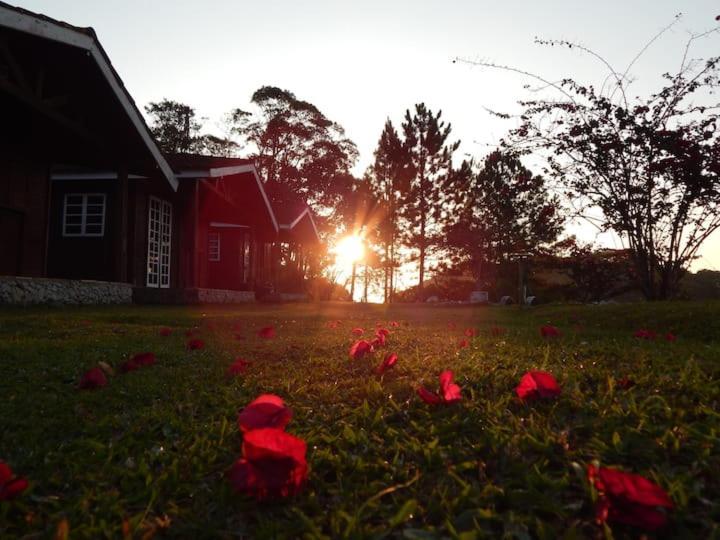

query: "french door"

left=146, top=197, right=172, bottom=288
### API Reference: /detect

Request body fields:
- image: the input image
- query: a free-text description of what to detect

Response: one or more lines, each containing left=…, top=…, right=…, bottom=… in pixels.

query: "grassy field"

left=1, top=301, right=719, bottom=539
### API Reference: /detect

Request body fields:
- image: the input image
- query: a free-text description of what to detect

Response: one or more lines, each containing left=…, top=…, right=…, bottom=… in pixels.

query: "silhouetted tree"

left=227, top=86, right=358, bottom=228
left=445, top=151, right=564, bottom=289
left=400, top=104, right=460, bottom=296
left=461, top=34, right=720, bottom=300
left=145, top=99, right=201, bottom=153
left=367, top=119, right=412, bottom=302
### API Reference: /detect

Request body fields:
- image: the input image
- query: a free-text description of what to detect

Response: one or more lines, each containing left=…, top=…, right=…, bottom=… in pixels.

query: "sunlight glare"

left=334, top=235, right=365, bottom=267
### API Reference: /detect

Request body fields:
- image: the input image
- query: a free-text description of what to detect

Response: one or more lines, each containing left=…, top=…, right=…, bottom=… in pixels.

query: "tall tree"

left=145, top=99, right=201, bottom=154
left=228, top=86, right=358, bottom=229
left=445, top=151, right=564, bottom=289
left=367, top=119, right=412, bottom=303
left=400, top=104, right=459, bottom=295
left=460, top=31, right=720, bottom=300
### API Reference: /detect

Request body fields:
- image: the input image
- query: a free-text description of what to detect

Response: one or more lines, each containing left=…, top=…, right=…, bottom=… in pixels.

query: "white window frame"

left=62, top=193, right=106, bottom=237
left=208, top=232, right=221, bottom=262
left=146, top=196, right=172, bottom=288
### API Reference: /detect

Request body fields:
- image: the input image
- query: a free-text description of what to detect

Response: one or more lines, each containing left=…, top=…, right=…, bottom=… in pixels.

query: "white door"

left=147, top=197, right=172, bottom=288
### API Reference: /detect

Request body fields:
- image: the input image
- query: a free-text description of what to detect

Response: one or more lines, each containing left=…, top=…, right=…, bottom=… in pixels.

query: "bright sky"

left=18, top=0, right=720, bottom=280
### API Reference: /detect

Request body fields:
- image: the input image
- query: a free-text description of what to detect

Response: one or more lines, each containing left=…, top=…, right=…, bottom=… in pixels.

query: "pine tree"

left=400, top=104, right=459, bottom=297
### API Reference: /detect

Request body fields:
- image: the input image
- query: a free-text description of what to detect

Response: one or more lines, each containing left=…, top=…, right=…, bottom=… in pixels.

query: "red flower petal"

left=389, top=321, right=400, bottom=328
left=588, top=465, right=673, bottom=531
left=665, top=332, right=677, bottom=342
left=439, top=370, right=462, bottom=403
left=633, top=329, right=656, bottom=340
left=376, top=353, right=398, bottom=374
left=417, top=386, right=443, bottom=405
left=119, top=359, right=141, bottom=373
left=616, top=376, right=636, bottom=390
left=540, top=325, right=561, bottom=338
left=132, top=352, right=156, bottom=366
left=516, top=371, right=561, bottom=401
left=376, top=328, right=390, bottom=338
left=258, top=326, right=276, bottom=339
left=0, top=462, right=28, bottom=501
left=78, top=367, right=108, bottom=389
left=227, top=428, right=307, bottom=500
left=349, top=340, right=373, bottom=359
left=186, top=338, right=205, bottom=350
left=227, top=358, right=251, bottom=378
left=458, top=338, right=469, bottom=349
left=237, top=394, right=292, bottom=432
left=159, top=327, right=172, bottom=336
left=351, top=327, right=364, bottom=336
left=464, top=328, right=477, bottom=337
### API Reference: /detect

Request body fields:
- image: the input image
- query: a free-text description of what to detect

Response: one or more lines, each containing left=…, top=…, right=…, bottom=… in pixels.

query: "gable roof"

left=264, top=181, right=320, bottom=243
left=166, top=153, right=279, bottom=233
left=0, top=2, right=177, bottom=189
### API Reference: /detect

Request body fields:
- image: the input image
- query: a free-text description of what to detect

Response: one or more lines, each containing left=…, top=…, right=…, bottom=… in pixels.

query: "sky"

left=16, top=0, right=720, bottom=283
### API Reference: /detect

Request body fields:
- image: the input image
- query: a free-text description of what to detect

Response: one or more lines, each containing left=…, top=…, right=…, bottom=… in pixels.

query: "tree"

left=367, top=119, right=412, bottom=302
left=400, top=104, right=460, bottom=296
left=227, top=86, right=358, bottom=228
left=194, top=134, right=239, bottom=157
left=445, top=151, right=564, bottom=289
left=460, top=32, right=720, bottom=300
left=145, top=99, right=201, bottom=153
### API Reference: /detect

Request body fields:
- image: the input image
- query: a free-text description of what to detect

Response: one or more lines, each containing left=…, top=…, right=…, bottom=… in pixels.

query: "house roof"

left=165, top=153, right=254, bottom=174
left=265, top=182, right=320, bottom=243
left=0, top=1, right=177, bottom=189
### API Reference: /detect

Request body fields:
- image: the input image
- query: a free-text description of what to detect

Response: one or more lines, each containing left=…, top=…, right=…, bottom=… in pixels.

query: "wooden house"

left=0, top=3, right=319, bottom=304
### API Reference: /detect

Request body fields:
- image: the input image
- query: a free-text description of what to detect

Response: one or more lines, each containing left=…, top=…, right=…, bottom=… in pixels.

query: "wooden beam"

left=114, top=167, right=129, bottom=282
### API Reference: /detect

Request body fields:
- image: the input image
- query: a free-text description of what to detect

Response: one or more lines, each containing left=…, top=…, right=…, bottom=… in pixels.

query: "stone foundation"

left=0, top=276, right=132, bottom=305
left=133, top=287, right=255, bottom=304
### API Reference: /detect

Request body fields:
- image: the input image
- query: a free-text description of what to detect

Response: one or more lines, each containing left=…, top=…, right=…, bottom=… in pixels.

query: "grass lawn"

left=1, top=301, right=719, bottom=539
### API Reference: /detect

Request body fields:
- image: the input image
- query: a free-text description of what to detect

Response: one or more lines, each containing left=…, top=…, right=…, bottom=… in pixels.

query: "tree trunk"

left=363, top=264, right=369, bottom=303
left=383, top=242, right=389, bottom=304
left=349, top=262, right=357, bottom=302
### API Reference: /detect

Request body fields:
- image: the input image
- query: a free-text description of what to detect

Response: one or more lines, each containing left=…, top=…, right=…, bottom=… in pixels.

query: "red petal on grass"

left=616, top=376, right=636, bottom=390
left=540, top=325, right=561, bottom=338
left=376, top=353, right=398, bottom=374
left=389, top=321, right=400, bottom=328
left=349, top=340, right=373, bottom=359
left=633, top=329, right=656, bottom=340
left=258, top=326, right=276, bottom=339
left=119, top=359, right=140, bottom=373
left=464, top=328, right=477, bottom=337
left=371, top=332, right=386, bottom=348
left=78, top=367, right=108, bottom=389
left=159, top=327, right=172, bottom=336
left=227, top=428, right=307, bottom=500
left=490, top=325, right=506, bottom=336
left=376, top=328, right=390, bottom=338
left=665, top=332, right=677, bottom=342
left=417, top=386, right=443, bottom=405
left=351, top=327, right=365, bottom=336
left=0, top=461, right=28, bottom=501
left=588, top=464, right=673, bottom=531
left=439, top=370, right=462, bottom=403
left=227, top=358, right=251, bottom=378
left=237, top=394, right=292, bottom=432
left=186, top=338, right=205, bottom=350
left=458, top=338, right=469, bottom=349
left=132, top=352, right=156, bottom=366
left=516, top=371, right=561, bottom=401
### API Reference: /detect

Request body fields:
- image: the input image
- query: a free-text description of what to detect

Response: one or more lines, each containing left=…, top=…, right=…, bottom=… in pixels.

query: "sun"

left=334, top=234, right=365, bottom=269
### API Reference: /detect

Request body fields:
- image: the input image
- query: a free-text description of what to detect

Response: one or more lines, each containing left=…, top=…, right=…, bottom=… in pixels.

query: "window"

left=62, top=193, right=106, bottom=237
left=146, top=197, right=172, bottom=288
left=208, top=232, right=221, bottom=261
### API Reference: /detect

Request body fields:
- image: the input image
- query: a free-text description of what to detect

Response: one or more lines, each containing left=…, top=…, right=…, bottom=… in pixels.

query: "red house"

left=0, top=3, right=319, bottom=304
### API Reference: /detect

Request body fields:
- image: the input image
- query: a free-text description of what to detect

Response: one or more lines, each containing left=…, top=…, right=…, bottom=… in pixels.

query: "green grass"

left=1, top=301, right=719, bottom=539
